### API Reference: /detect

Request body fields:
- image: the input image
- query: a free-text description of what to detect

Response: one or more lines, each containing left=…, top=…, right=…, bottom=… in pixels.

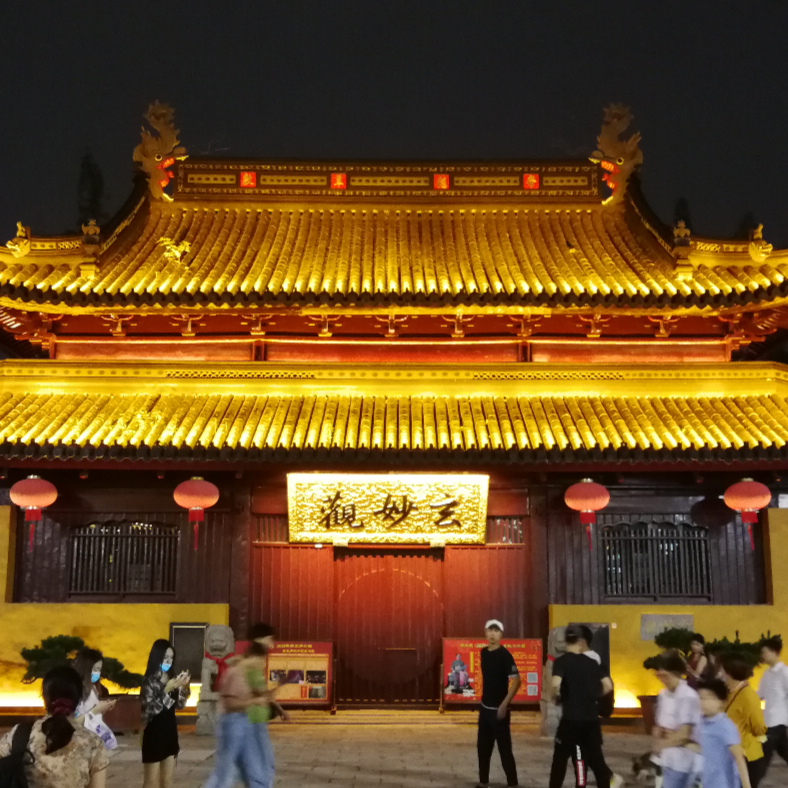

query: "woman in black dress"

left=140, top=639, right=190, bottom=788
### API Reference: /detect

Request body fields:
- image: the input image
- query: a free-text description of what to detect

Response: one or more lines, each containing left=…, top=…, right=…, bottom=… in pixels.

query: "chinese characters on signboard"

left=442, top=638, right=543, bottom=704
left=287, top=473, right=488, bottom=544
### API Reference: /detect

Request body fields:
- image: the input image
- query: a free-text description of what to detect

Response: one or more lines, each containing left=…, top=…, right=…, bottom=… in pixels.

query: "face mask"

left=91, top=672, right=101, bottom=684
left=161, top=663, right=172, bottom=673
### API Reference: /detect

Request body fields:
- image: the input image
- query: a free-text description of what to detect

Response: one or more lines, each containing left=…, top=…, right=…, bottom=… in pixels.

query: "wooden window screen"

left=69, top=521, right=179, bottom=595
left=599, top=514, right=711, bottom=600
left=486, top=516, right=525, bottom=544
left=255, top=515, right=289, bottom=543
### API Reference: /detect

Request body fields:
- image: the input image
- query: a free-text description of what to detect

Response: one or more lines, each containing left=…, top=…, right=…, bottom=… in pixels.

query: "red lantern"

left=173, top=477, right=220, bottom=550
left=565, top=479, right=610, bottom=550
left=724, top=478, right=771, bottom=550
left=10, top=475, right=58, bottom=551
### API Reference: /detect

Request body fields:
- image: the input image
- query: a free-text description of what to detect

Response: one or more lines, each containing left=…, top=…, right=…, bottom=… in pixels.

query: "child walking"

left=696, top=678, right=752, bottom=788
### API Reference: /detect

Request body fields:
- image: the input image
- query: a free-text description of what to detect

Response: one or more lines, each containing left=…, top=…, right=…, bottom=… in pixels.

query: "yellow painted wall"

left=0, top=506, right=15, bottom=602
left=550, top=508, right=788, bottom=708
left=0, top=602, right=229, bottom=707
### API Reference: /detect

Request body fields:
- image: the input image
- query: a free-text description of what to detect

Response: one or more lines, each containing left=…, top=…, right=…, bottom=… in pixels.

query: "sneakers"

left=610, top=773, right=625, bottom=788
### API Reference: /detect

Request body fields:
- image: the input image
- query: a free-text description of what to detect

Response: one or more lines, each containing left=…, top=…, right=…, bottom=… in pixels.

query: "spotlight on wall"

left=79, top=471, right=89, bottom=480
left=0, top=469, right=7, bottom=480
left=156, top=472, right=166, bottom=480
left=235, top=470, right=244, bottom=480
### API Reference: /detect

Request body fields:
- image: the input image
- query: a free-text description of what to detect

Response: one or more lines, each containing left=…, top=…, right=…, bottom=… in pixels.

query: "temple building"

left=1, top=103, right=788, bottom=710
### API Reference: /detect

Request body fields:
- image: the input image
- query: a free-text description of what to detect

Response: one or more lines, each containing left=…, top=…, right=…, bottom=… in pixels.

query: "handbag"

left=83, top=712, right=118, bottom=751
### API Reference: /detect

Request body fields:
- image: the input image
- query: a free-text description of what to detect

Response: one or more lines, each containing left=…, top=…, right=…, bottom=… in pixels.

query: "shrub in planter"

left=21, top=635, right=144, bottom=690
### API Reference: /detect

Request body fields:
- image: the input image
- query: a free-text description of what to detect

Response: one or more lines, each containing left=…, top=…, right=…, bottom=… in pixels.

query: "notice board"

left=443, top=638, right=542, bottom=704
left=235, top=641, right=333, bottom=704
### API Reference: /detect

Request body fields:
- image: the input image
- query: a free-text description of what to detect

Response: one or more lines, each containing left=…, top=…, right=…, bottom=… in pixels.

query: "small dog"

left=632, top=752, right=662, bottom=788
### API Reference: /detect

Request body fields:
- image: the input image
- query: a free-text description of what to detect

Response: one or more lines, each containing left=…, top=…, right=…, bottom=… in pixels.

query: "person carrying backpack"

left=0, top=665, right=108, bottom=788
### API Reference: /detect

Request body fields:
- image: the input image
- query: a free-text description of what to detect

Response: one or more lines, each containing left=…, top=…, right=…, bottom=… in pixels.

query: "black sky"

left=3, top=1, right=788, bottom=245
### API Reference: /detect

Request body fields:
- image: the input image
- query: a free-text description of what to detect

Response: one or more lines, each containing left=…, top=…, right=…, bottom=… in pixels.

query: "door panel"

left=335, top=548, right=443, bottom=704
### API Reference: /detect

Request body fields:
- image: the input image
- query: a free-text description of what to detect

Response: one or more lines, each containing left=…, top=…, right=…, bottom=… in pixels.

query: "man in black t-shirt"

left=549, top=625, right=613, bottom=788
left=476, top=619, right=521, bottom=788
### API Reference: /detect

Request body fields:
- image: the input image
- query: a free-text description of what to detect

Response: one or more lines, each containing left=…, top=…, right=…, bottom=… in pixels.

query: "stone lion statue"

left=540, top=626, right=567, bottom=737
left=196, top=625, right=235, bottom=735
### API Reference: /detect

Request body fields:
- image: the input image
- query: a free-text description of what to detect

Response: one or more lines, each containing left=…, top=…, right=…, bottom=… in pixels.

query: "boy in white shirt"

left=758, top=635, right=788, bottom=776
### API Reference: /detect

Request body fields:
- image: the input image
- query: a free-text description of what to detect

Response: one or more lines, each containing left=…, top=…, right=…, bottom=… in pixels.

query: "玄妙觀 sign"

left=287, top=473, right=488, bottom=545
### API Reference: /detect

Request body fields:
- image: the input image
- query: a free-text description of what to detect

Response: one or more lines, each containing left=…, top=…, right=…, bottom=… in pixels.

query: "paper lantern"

left=724, top=478, right=771, bottom=550
left=174, top=476, right=220, bottom=550
left=10, top=475, right=58, bottom=551
left=565, top=479, right=610, bottom=550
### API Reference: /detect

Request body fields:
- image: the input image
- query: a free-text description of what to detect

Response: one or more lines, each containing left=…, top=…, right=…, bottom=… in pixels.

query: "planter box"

left=638, top=695, right=657, bottom=735
left=103, top=695, right=142, bottom=734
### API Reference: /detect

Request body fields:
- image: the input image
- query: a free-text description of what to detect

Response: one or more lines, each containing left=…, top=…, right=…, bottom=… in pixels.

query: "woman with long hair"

left=140, top=638, right=190, bottom=788
left=72, top=646, right=117, bottom=751
left=721, top=655, right=768, bottom=788
left=685, top=634, right=708, bottom=689
left=0, top=664, right=108, bottom=787
left=73, top=647, right=116, bottom=720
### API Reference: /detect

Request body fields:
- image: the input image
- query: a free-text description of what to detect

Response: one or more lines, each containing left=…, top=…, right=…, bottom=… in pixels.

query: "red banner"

left=235, top=641, right=332, bottom=705
left=442, top=638, right=542, bottom=704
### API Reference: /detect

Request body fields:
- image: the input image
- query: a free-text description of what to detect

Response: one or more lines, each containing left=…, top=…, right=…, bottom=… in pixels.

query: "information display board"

left=442, top=638, right=542, bottom=704
left=235, top=641, right=332, bottom=704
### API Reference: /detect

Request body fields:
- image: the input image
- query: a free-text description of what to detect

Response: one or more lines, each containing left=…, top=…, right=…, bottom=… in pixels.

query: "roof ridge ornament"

left=589, top=105, right=643, bottom=207
left=133, top=102, right=187, bottom=202
left=6, top=222, right=31, bottom=258
left=672, top=219, right=694, bottom=282
left=749, top=223, right=773, bottom=264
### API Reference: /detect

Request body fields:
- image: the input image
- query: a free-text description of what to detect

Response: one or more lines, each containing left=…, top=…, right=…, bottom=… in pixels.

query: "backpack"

left=0, top=721, right=34, bottom=788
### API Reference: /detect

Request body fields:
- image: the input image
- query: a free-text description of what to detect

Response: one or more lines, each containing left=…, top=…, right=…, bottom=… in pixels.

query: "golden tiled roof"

left=2, top=198, right=788, bottom=312
left=2, top=360, right=788, bottom=464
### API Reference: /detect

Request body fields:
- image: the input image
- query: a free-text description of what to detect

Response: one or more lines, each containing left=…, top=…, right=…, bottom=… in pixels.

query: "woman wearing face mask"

left=140, top=639, right=190, bottom=788
left=73, top=647, right=118, bottom=750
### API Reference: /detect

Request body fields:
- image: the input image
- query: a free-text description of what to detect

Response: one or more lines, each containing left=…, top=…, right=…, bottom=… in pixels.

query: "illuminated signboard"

left=287, top=473, right=488, bottom=545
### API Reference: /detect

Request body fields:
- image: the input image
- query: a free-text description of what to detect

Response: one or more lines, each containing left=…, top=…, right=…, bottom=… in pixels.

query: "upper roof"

left=2, top=359, right=788, bottom=466
left=2, top=105, right=786, bottom=315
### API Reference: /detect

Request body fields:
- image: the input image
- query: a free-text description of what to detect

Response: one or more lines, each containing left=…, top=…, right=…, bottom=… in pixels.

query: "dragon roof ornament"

left=132, top=102, right=187, bottom=202
left=589, top=104, right=643, bottom=207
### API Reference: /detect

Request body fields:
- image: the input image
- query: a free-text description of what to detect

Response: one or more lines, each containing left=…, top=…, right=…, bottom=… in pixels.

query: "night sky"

left=3, top=1, right=788, bottom=246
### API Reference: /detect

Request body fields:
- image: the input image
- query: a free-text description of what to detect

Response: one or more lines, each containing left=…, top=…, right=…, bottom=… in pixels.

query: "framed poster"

left=443, top=638, right=543, bottom=705
left=237, top=641, right=333, bottom=705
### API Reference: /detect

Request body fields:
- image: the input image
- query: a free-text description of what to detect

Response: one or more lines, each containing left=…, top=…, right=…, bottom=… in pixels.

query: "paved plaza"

left=100, top=711, right=788, bottom=788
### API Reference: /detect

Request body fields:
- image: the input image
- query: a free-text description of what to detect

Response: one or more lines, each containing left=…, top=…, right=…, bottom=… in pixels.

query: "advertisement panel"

left=236, top=641, right=333, bottom=704
left=443, top=638, right=542, bottom=704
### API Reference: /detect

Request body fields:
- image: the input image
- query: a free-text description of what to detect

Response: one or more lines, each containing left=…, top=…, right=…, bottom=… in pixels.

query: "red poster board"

left=235, top=641, right=332, bottom=705
left=442, top=638, right=542, bottom=704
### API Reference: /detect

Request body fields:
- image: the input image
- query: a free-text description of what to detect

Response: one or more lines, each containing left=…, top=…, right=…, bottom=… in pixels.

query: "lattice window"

left=599, top=514, right=711, bottom=600
left=255, top=515, right=289, bottom=543
left=69, top=521, right=179, bottom=595
left=486, top=516, right=525, bottom=544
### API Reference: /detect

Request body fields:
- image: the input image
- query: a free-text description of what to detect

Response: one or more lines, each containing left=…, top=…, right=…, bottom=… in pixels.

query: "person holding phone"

left=73, top=647, right=118, bottom=750
left=140, top=639, right=190, bottom=788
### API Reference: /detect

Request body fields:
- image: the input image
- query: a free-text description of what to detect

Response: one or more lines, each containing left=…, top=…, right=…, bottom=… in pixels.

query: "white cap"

left=484, top=619, right=504, bottom=632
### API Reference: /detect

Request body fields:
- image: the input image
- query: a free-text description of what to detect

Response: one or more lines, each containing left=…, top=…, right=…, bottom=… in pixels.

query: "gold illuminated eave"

left=0, top=361, right=787, bottom=466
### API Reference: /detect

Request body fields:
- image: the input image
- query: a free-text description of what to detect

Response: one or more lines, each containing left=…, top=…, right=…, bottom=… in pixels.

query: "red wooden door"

left=334, top=549, right=444, bottom=705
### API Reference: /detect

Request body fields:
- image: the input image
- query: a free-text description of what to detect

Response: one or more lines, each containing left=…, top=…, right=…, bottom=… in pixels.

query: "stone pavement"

left=104, top=711, right=788, bottom=788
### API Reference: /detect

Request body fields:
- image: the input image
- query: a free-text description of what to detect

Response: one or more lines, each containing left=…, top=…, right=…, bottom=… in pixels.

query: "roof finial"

left=132, top=102, right=188, bottom=202
left=589, top=105, right=642, bottom=207
left=749, top=223, right=773, bottom=263
left=5, top=222, right=31, bottom=258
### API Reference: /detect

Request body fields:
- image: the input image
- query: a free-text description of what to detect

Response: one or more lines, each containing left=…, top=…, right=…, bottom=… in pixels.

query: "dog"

left=632, top=752, right=662, bottom=788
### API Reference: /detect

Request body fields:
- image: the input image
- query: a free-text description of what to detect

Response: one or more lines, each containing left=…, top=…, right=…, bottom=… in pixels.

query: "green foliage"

left=20, top=636, right=85, bottom=684
left=100, top=656, right=145, bottom=690
left=20, top=636, right=144, bottom=689
left=642, top=627, right=778, bottom=671
left=653, top=628, right=695, bottom=660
